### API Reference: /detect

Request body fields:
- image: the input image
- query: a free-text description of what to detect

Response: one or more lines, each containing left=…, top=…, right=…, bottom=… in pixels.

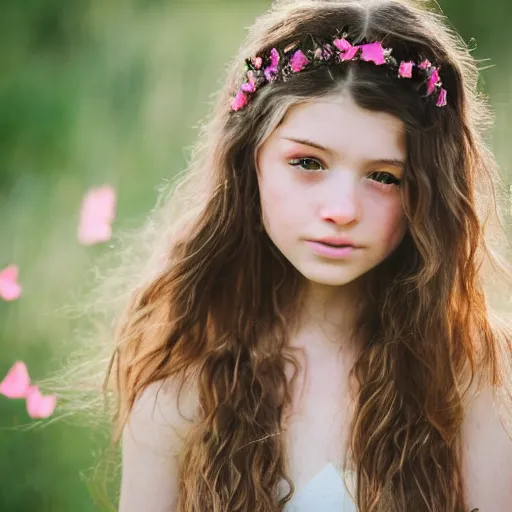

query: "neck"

left=290, top=278, right=364, bottom=355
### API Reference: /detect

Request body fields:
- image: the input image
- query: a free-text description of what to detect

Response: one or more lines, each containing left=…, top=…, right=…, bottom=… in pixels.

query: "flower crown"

left=231, top=32, right=448, bottom=112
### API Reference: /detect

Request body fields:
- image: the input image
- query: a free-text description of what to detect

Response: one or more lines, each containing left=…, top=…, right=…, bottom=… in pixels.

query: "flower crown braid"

left=231, top=31, right=448, bottom=112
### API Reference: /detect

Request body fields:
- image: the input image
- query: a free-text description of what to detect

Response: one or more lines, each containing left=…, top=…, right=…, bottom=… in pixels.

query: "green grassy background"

left=1, top=1, right=511, bottom=510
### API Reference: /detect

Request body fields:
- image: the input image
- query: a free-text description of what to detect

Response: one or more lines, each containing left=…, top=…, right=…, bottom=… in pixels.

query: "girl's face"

left=255, top=93, right=408, bottom=287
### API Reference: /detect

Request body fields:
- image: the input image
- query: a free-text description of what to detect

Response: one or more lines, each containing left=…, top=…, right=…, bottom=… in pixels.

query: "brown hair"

left=53, top=0, right=512, bottom=511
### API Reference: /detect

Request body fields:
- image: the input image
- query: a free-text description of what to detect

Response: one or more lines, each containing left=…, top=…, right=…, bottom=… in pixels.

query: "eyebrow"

left=281, top=136, right=406, bottom=168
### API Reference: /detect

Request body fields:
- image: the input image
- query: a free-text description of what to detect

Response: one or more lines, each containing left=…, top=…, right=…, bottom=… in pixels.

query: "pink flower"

left=0, top=361, right=30, bottom=398
left=0, top=264, right=22, bottom=301
left=263, top=47, right=280, bottom=81
left=241, top=78, right=256, bottom=93
left=398, top=61, right=414, bottom=78
left=436, top=87, right=448, bottom=107
left=263, top=67, right=274, bottom=81
left=418, top=59, right=431, bottom=70
left=360, top=42, right=386, bottom=65
left=26, top=385, right=57, bottom=419
left=252, top=56, right=263, bottom=69
left=333, top=38, right=360, bottom=61
left=313, top=47, right=324, bottom=61
left=340, top=44, right=360, bottom=61
left=78, top=185, right=117, bottom=245
left=333, top=38, right=352, bottom=52
left=270, top=48, right=280, bottom=68
left=322, top=43, right=334, bottom=60
left=231, top=90, right=249, bottom=111
left=427, top=67, right=440, bottom=95
left=290, top=49, right=309, bottom=72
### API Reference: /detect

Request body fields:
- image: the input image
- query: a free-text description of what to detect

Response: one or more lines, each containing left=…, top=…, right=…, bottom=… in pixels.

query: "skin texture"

left=256, top=92, right=408, bottom=342
left=117, top=93, right=512, bottom=512
left=253, top=93, right=512, bottom=511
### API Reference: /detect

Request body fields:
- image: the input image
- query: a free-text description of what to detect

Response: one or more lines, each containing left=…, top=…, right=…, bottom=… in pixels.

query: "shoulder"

left=461, top=381, right=512, bottom=511
left=124, top=376, right=200, bottom=450
left=118, top=376, right=200, bottom=512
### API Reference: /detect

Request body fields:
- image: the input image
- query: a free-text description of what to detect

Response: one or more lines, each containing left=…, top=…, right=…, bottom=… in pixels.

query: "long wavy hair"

left=57, top=0, right=512, bottom=511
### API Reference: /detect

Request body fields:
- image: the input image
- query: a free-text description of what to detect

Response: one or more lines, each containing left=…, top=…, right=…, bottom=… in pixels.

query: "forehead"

left=272, top=94, right=406, bottom=161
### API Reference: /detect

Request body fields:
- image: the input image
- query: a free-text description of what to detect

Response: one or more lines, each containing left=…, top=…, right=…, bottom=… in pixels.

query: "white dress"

left=282, top=463, right=357, bottom=511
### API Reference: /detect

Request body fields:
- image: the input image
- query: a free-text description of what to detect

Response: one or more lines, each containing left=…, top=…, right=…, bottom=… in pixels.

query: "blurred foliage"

left=1, top=0, right=512, bottom=510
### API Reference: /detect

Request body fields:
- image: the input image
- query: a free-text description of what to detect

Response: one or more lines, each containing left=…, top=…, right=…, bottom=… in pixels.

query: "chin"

left=298, top=266, right=365, bottom=287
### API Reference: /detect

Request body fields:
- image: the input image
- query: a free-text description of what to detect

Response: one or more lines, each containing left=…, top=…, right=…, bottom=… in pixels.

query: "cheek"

left=258, top=172, right=302, bottom=232
left=377, top=202, right=408, bottom=246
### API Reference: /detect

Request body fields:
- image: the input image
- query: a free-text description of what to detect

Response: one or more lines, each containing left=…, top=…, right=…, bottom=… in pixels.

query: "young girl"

left=110, top=0, right=512, bottom=510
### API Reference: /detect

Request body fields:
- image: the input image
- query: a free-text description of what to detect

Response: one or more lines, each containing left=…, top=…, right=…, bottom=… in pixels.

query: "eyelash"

left=288, top=157, right=402, bottom=188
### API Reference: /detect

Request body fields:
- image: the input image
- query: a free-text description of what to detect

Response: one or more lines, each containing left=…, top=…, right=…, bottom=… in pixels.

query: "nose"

left=318, top=172, right=361, bottom=225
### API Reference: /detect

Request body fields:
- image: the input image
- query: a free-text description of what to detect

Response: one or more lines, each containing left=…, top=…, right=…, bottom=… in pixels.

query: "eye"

left=288, top=157, right=324, bottom=173
left=368, top=171, right=402, bottom=188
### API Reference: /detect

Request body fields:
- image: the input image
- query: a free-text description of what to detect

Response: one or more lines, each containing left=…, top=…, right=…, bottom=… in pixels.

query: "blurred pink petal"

left=78, top=185, right=117, bottom=246
left=0, top=264, right=22, bottom=301
left=0, top=361, right=31, bottom=398
left=79, top=222, right=113, bottom=245
left=26, top=385, right=57, bottom=419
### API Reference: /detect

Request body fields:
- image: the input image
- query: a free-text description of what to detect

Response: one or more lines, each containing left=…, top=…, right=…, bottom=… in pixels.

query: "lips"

left=318, top=241, right=352, bottom=248
left=311, top=237, right=358, bottom=248
left=305, top=240, right=358, bottom=258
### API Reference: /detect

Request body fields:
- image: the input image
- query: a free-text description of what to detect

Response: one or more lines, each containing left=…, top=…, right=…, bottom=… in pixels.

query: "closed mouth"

left=314, top=241, right=354, bottom=248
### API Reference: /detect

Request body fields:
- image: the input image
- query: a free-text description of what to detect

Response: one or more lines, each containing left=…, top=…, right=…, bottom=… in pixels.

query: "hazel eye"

left=368, top=171, right=402, bottom=187
left=288, top=158, right=324, bottom=172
